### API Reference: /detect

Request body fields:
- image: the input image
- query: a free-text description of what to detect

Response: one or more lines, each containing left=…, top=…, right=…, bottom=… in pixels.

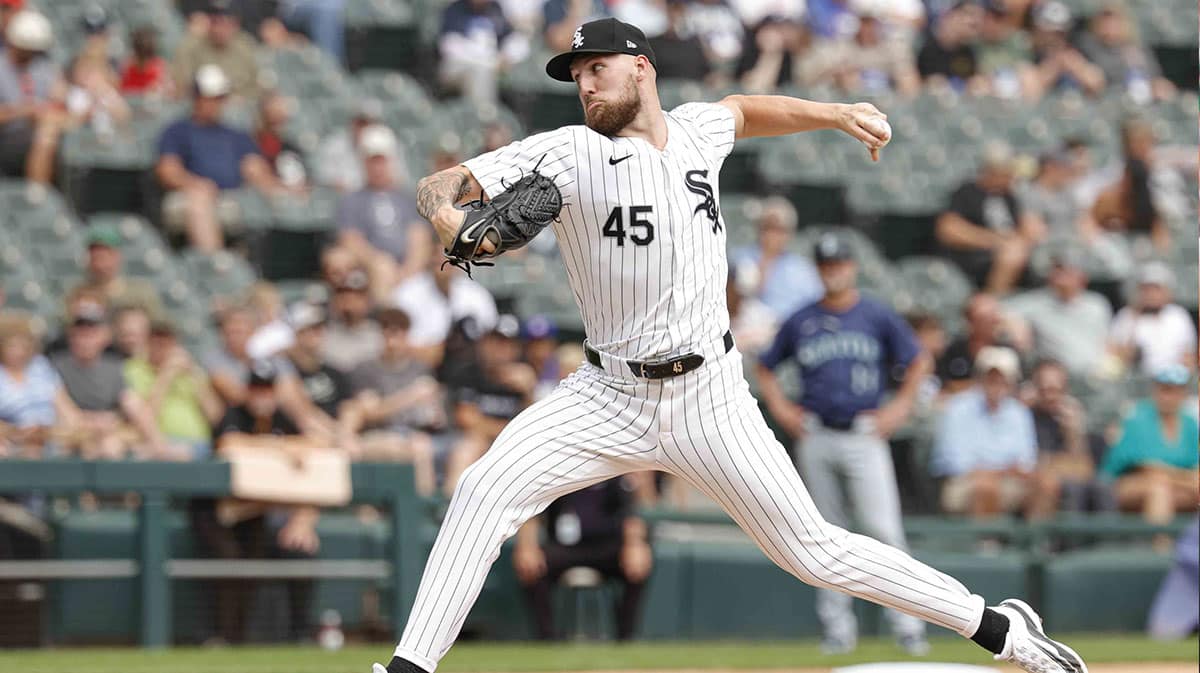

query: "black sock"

left=387, top=656, right=429, bottom=673
left=970, top=608, right=1010, bottom=654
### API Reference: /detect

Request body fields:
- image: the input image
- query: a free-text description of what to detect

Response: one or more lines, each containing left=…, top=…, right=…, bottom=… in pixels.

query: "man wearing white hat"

left=333, top=124, right=432, bottom=298
left=1108, top=261, right=1197, bottom=376
left=155, top=63, right=287, bottom=252
left=0, top=9, right=66, bottom=183
left=932, top=346, right=1060, bottom=521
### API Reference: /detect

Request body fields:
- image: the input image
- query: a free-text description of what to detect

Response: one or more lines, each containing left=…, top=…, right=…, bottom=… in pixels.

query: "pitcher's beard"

left=584, top=77, right=641, bottom=136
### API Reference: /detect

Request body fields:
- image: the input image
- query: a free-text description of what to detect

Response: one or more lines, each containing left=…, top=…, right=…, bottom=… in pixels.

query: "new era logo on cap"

left=546, top=18, right=658, bottom=82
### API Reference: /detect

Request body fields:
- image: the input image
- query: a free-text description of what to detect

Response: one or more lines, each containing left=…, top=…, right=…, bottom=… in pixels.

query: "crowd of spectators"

left=0, top=0, right=1196, bottom=643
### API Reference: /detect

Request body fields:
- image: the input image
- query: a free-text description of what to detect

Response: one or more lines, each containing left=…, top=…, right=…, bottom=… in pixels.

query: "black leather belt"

left=585, top=331, right=734, bottom=379
left=819, top=417, right=855, bottom=431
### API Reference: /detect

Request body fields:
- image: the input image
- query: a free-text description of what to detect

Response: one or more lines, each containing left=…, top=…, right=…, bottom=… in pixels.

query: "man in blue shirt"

left=155, top=64, right=284, bottom=252
left=757, top=232, right=932, bottom=656
left=932, top=346, right=1058, bottom=521
left=729, top=196, right=823, bottom=323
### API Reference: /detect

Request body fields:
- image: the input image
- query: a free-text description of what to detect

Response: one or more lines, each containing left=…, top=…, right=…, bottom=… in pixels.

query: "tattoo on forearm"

left=416, top=170, right=470, bottom=222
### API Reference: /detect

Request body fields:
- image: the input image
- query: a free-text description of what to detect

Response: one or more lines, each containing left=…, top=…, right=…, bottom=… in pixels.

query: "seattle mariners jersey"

left=759, top=296, right=920, bottom=427
left=462, top=102, right=736, bottom=361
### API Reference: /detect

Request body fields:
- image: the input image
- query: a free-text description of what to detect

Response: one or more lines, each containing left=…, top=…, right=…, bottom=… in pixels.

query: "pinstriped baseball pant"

left=394, top=349, right=986, bottom=671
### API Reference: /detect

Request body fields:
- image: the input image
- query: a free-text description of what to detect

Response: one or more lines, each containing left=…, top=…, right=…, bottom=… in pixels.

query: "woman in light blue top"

left=1100, top=365, right=1199, bottom=525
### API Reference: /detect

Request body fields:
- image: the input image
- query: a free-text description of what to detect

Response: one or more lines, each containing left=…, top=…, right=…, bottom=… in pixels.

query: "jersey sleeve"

left=758, top=315, right=799, bottom=371
left=880, top=306, right=921, bottom=369
left=670, top=102, right=737, bottom=162
left=461, top=128, right=576, bottom=200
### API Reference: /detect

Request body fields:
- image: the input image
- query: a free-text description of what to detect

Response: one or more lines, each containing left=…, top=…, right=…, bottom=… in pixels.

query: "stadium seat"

left=181, top=250, right=257, bottom=305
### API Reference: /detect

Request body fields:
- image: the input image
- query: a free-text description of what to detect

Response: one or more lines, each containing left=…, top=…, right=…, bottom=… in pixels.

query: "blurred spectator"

left=512, top=477, right=651, bottom=641
left=648, top=0, right=713, bottom=82
left=1005, top=250, right=1112, bottom=379
left=68, top=225, right=165, bottom=320
left=736, top=16, right=815, bottom=93
left=726, top=268, right=778, bottom=357
left=438, top=0, right=529, bottom=104
left=0, top=313, right=76, bottom=458
left=1146, top=516, right=1199, bottom=640
left=936, top=142, right=1045, bottom=294
left=917, top=0, right=982, bottom=91
left=907, top=312, right=947, bottom=405
left=1019, top=149, right=1086, bottom=240
left=1091, top=157, right=1170, bottom=251
left=189, top=359, right=321, bottom=644
left=204, top=303, right=261, bottom=406
left=74, top=4, right=116, bottom=75
left=253, top=91, right=309, bottom=189
left=975, top=0, right=1038, bottom=99
left=244, top=282, right=295, bottom=361
left=1109, top=263, right=1197, bottom=375
left=522, top=315, right=561, bottom=401
left=282, top=301, right=356, bottom=439
left=172, top=0, right=260, bottom=103
left=50, top=298, right=174, bottom=460
left=111, top=304, right=151, bottom=360
left=729, top=197, right=822, bottom=322
left=120, top=26, right=175, bottom=96
left=334, top=125, right=432, bottom=296
left=1077, top=2, right=1175, bottom=103
left=1101, top=365, right=1199, bottom=526
left=65, top=52, right=130, bottom=137
left=1029, top=1, right=1105, bottom=98
left=392, top=254, right=499, bottom=367
left=125, top=319, right=223, bottom=460
left=314, top=99, right=408, bottom=194
left=323, top=269, right=383, bottom=372
left=442, top=315, right=534, bottom=494
left=277, top=0, right=347, bottom=65
left=807, top=7, right=920, bottom=96
left=543, top=0, right=609, bottom=53
left=339, top=308, right=440, bottom=496
left=1025, top=359, right=1111, bottom=513
left=932, top=346, right=1058, bottom=520
left=156, top=65, right=286, bottom=252
left=679, top=0, right=745, bottom=70
left=806, top=0, right=857, bottom=39
left=0, top=10, right=67, bottom=183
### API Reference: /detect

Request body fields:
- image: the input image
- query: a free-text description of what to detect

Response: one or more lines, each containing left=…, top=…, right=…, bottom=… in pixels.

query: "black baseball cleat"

left=992, top=599, right=1088, bottom=673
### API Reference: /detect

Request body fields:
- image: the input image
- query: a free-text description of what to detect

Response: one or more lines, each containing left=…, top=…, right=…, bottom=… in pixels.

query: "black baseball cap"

left=545, top=18, right=657, bottom=83
left=813, top=232, right=854, bottom=264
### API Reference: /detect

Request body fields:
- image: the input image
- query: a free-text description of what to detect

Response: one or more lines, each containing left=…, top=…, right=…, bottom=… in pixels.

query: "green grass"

left=0, top=636, right=1196, bottom=673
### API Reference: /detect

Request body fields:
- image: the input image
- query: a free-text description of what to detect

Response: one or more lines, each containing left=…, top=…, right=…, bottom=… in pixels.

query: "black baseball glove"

left=442, top=168, right=562, bottom=276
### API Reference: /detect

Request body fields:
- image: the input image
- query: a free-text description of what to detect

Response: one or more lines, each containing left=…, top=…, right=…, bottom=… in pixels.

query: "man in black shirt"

left=190, top=360, right=323, bottom=644
left=1025, top=359, right=1111, bottom=513
left=283, top=301, right=356, bottom=440
left=442, top=315, right=534, bottom=494
left=917, top=1, right=981, bottom=91
left=512, top=476, right=652, bottom=640
left=935, top=142, right=1045, bottom=294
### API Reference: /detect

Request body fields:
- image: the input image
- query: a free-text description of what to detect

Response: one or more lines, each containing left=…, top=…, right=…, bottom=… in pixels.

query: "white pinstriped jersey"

left=462, top=102, right=737, bottom=361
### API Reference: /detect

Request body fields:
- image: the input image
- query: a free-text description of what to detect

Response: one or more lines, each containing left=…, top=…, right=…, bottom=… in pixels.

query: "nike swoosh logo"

left=609, top=154, right=633, bottom=166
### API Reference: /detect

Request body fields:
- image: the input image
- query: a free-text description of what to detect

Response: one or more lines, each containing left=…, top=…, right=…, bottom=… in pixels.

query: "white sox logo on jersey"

left=685, top=169, right=720, bottom=233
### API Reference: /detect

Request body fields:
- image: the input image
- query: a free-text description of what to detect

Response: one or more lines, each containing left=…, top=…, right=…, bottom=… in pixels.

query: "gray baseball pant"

left=796, top=415, right=927, bottom=644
